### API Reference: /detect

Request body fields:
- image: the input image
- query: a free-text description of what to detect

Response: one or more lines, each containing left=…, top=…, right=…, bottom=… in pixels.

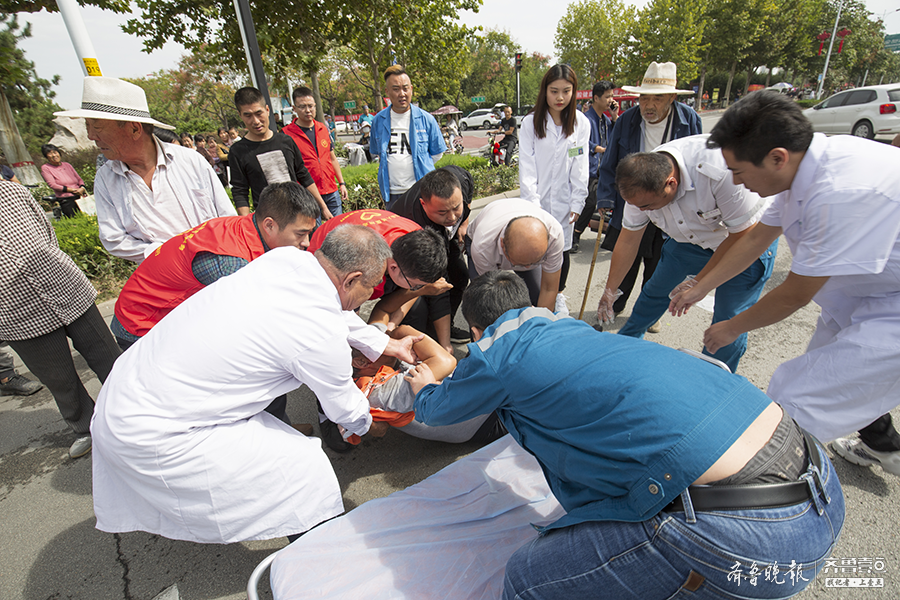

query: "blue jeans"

left=619, top=238, right=778, bottom=372
left=503, top=442, right=844, bottom=600
left=318, top=190, right=343, bottom=225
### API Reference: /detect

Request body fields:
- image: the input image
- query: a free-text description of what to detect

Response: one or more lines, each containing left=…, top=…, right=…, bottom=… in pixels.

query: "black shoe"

left=0, top=373, right=43, bottom=396
left=319, top=418, right=353, bottom=453
left=450, top=326, right=471, bottom=343
left=570, top=241, right=580, bottom=254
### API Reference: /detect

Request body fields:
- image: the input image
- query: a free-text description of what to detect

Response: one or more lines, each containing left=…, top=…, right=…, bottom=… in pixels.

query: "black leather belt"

left=664, top=429, right=823, bottom=513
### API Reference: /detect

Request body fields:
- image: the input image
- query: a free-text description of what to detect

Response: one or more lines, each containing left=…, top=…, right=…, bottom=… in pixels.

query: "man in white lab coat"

left=669, top=91, right=900, bottom=476
left=91, top=225, right=421, bottom=543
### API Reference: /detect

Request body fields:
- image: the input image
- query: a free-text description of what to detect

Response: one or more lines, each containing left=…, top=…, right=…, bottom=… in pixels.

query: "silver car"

left=459, top=108, right=501, bottom=131
left=803, top=83, right=900, bottom=139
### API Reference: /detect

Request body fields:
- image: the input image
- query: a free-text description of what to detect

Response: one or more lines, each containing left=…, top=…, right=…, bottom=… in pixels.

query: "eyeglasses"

left=397, top=264, right=425, bottom=291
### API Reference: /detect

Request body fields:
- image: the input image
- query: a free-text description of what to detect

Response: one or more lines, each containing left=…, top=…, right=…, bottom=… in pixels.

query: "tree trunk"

left=744, top=66, right=752, bottom=96
left=309, top=68, right=325, bottom=123
left=696, top=53, right=708, bottom=111
left=0, top=90, right=42, bottom=185
left=723, top=62, right=737, bottom=108
left=764, top=66, right=772, bottom=88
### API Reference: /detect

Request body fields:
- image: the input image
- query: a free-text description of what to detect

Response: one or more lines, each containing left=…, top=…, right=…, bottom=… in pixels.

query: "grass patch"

left=53, top=213, right=135, bottom=302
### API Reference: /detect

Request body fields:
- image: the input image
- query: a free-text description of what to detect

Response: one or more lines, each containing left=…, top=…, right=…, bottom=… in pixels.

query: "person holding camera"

left=572, top=81, right=618, bottom=252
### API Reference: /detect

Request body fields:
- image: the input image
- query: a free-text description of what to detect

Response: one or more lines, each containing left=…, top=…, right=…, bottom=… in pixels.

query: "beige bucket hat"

left=54, top=76, right=175, bottom=130
left=621, top=62, right=693, bottom=95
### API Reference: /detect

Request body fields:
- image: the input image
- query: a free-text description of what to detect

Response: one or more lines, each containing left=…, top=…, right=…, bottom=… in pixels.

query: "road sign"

left=886, top=34, right=900, bottom=53
left=344, top=100, right=356, bottom=109
left=470, top=96, right=486, bottom=103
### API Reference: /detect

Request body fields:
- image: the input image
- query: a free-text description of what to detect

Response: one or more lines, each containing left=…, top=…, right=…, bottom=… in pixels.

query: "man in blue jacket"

left=597, top=62, right=701, bottom=323
left=407, top=270, right=844, bottom=600
left=369, top=65, right=446, bottom=208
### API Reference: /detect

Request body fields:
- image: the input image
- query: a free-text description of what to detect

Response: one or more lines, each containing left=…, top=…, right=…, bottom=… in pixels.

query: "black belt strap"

left=664, top=429, right=823, bottom=513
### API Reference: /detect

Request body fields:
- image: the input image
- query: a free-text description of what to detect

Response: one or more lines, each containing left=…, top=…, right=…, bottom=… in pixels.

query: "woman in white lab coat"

left=519, top=64, right=590, bottom=314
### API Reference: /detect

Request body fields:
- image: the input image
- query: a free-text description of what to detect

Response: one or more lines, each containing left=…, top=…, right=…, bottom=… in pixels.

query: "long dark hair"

left=532, top=64, right=578, bottom=139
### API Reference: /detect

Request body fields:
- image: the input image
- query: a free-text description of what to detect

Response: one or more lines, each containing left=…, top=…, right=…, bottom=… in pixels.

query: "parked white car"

left=459, top=109, right=501, bottom=131
left=803, top=83, right=900, bottom=139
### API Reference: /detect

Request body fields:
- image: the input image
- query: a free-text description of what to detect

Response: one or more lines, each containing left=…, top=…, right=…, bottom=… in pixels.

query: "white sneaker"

left=554, top=293, right=569, bottom=316
left=832, top=437, right=900, bottom=476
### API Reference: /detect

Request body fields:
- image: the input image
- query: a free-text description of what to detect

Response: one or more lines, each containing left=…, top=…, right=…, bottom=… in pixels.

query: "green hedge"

left=795, top=99, right=820, bottom=109
left=52, top=213, right=136, bottom=301
left=340, top=154, right=519, bottom=212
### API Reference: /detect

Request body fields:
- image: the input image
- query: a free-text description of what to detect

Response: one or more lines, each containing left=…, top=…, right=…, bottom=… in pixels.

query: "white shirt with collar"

left=468, top=198, right=565, bottom=276
left=622, top=134, right=769, bottom=250
left=94, top=136, right=236, bottom=263
left=760, top=133, right=900, bottom=442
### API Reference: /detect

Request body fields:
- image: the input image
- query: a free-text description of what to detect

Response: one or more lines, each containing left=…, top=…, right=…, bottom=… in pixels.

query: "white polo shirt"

left=622, top=134, right=769, bottom=250
left=468, top=198, right=565, bottom=275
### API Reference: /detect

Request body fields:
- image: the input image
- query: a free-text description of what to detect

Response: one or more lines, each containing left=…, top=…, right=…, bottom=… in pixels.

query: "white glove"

left=597, top=288, right=623, bottom=325
left=668, top=275, right=698, bottom=300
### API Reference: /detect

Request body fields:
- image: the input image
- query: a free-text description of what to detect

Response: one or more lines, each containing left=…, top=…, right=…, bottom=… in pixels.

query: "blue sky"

left=17, top=0, right=900, bottom=111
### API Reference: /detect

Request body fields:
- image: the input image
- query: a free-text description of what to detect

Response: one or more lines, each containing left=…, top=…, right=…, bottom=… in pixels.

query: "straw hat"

left=54, top=76, right=175, bottom=130
left=621, top=62, right=693, bottom=95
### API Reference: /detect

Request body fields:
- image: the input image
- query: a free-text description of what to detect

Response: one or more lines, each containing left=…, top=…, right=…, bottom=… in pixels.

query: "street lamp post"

left=816, top=0, right=845, bottom=100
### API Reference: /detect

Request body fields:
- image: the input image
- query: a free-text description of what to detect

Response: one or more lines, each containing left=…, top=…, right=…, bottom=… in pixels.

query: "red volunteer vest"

left=284, top=119, right=339, bottom=194
left=307, top=209, right=421, bottom=299
left=114, top=215, right=265, bottom=337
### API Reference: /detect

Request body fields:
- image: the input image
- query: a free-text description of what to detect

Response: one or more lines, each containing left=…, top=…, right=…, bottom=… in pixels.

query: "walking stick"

left=578, top=228, right=604, bottom=320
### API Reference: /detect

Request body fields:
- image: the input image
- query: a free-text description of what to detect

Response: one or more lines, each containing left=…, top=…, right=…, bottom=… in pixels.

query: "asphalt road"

left=3, top=121, right=898, bottom=599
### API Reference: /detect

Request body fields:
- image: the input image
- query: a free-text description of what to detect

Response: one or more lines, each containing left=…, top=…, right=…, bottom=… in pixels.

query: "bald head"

left=502, top=216, right=550, bottom=268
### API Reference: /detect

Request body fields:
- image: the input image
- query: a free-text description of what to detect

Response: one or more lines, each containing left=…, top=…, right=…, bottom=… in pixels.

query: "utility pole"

left=816, top=0, right=845, bottom=100
left=233, top=0, right=277, bottom=131
left=515, top=53, right=523, bottom=112
left=56, top=0, right=103, bottom=76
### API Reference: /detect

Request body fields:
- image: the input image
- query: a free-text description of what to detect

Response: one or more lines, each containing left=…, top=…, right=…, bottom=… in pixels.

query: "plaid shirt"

left=0, top=182, right=96, bottom=340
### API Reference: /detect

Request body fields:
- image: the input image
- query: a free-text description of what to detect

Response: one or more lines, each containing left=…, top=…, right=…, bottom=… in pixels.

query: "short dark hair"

left=420, top=167, right=462, bottom=203
left=40, top=143, right=60, bottom=158
left=255, top=182, right=320, bottom=228
left=592, top=81, right=615, bottom=99
left=391, top=228, right=447, bottom=283
left=292, top=86, right=314, bottom=104
left=234, top=86, right=265, bottom=110
left=462, top=270, right=531, bottom=332
left=193, top=134, right=206, bottom=144
left=707, top=91, right=813, bottom=165
left=383, top=64, right=407, bottom=82
left=180, top=132, right=192, bottom=140
left=615, top=152, right=675, bottom=199
left=154, top=128, right=178, bottom=144
left=217, top=127, right=228, bottom=135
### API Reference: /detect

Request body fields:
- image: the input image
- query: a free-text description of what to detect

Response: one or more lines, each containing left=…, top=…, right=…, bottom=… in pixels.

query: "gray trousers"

left=7, top=305, right=121, bottom=434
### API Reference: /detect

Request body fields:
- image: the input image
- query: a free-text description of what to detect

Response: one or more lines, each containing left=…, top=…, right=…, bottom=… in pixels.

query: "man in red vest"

left=111, top=181, right=319, bottom=351
left=307, top=209, right=450, bottom=316
left=283, top=86, right=348, bottom=222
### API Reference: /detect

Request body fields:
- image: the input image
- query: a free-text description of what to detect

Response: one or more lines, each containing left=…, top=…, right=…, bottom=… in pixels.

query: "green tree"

left=0, top=14, right=59, bottom=181
left=124, top=47, right=246, bottom=134
left=459, top=29, right=519, bottom=111
left=622, top=0, right=707, bottom=87
left=554, top=0, right=637, bottom=83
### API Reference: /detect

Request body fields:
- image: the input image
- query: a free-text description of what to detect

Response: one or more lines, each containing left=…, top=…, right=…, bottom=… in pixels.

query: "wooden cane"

left=578, top=228, right=604, bottom=320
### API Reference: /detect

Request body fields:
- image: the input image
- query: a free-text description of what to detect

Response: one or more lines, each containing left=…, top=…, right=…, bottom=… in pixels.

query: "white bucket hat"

left=54, top=76, right=175, bottom=130
left=621, top=62, right=693, bottom=95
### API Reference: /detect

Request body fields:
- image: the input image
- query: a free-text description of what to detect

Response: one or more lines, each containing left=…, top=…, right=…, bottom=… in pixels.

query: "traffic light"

left=515, top=53, right=523, bottom=72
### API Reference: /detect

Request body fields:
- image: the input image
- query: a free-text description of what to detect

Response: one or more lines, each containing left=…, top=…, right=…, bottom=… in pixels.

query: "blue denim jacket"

left=414, top=307, right=771, bottom=530
left=370, top=105, right=447, bottom=202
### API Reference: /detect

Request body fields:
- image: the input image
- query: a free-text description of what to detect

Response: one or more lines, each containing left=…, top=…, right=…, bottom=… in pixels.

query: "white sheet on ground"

left=270, top=435, right=565, bottom=599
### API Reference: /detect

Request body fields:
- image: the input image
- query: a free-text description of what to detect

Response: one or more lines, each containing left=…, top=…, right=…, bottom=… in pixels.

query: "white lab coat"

left=91, top=247, right=388, bottom=543
left=518, top=111, right=591, bottom=249
left=762, top=134, right=900, bottom=441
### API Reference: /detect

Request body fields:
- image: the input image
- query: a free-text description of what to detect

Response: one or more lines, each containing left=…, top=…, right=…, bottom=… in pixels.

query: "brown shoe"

left=292, top=423, right=314, bottom=436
